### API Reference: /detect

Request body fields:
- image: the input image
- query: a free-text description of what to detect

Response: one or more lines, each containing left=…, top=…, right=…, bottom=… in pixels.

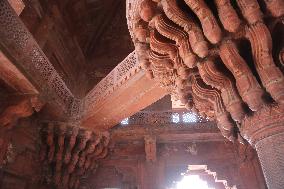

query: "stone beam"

left=111, top=123, right=223, bottom=143
left=0, top=0, right=81, bottom=119
left=7, top=0, right=24, bottom=15
left=0, top=51, right=38, bottom=94
left=82, top=52, right=168, bottom=130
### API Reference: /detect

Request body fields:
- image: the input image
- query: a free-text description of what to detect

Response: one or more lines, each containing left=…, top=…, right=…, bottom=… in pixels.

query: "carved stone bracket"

left=40, top=122, right=110, bottom=189
left=126, top=0, right=284, bottom=143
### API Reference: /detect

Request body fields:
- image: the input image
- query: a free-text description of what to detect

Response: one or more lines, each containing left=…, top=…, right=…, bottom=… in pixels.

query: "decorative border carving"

left=0, top=0, right=81, bottom=118
left=123, top=110, right=210, bottom=126
left=84, top=51, right=141, bottom=115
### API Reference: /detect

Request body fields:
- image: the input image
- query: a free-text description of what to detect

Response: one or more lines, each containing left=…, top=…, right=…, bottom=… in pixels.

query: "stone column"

left=241, top=104, right=284, bottom=189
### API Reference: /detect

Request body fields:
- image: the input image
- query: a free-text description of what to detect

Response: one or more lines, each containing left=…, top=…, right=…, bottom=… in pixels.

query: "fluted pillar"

left=241, top=104, right=284, bottom=189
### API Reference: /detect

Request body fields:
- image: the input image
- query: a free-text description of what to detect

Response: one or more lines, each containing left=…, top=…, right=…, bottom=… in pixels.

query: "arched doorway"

left=169, top=165, right=237, bottom=189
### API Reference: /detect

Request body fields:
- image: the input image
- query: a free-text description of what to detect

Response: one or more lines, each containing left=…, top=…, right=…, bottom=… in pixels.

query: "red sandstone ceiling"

left=18, top=0, right=134, bottom=95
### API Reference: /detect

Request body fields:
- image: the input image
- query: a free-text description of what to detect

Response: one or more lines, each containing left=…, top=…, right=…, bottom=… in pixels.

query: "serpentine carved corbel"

left=149, top=29, right=182, bottom=68
left=246, top=22, right=284, bottom=103
left=152, top=14, right=197, bottom=68
left=191, top=75, right=236, bottom=141
left=263, top=0, right=284, bottom=18
left=161, top=0, right=208, bottom=57
left=214, top=0, right=241, bottom=33
left=184, top=0, right=222, bottom=44
left=219, top=41, right=265, bottom=111
left=197, top=60, right=245, bottom=122
left=136, top=42, right=154, bottom=79
left=46, top=123, right=55, bottom=163
left=236, top=0, right=263, bottom=24
left=139, top=0, right=158, bottom=22
left=64, top=126, right=79, bottom=164
left=149, top=50, right=178, bottom=91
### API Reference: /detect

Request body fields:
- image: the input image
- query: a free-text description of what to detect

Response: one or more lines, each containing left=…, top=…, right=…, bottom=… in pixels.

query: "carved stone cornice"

left=241, top=104, right=284, bottom=146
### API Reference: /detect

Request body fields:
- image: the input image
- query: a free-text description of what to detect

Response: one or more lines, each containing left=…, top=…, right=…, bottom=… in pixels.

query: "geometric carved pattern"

left=241, top=104, right=284, bottom=145
left=84, top=51, right=140, bottom=116
left=126, top=110, right=210, bottom=126
left=85, top=51, right=141, bottom=111
left=1, top=0, right=147, bottom=127
left=0, top=0, right=79, bottom=118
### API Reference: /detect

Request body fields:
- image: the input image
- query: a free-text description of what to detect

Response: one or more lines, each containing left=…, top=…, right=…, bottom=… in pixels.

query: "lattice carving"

left=124, top=110, right=211, bottom=126
left=0, top=0, right=79, bottom=118
left=84, top=51, right=141, bottom=116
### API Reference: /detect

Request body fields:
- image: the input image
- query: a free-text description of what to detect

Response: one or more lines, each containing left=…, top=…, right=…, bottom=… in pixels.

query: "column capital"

left=241, top=103, right=284, bottom=146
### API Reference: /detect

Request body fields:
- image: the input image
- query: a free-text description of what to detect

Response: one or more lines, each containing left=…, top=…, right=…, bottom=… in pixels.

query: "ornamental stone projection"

left=128, top=0, right=284, bottom=188
left=0, top=0, right=283, bottom=189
